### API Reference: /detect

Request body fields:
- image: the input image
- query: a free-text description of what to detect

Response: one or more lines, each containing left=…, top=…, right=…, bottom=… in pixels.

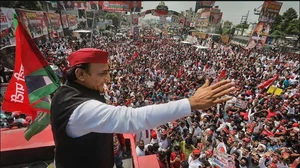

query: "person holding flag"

left=50, top=46, right=235, bottom=167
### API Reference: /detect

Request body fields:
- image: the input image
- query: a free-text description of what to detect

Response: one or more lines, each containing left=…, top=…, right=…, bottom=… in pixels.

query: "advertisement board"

left=66, top=14, right=78, bottom=30
left=0, top=7, right=17, bottom=46
left=133, top=25, right=139, bottom=41
left=247, top=22, right=270, bottom=49
left=57, top=1, right=142, bottom=12
left=220, top=35, right=230, bottom=43
left=209, top=12, right=223, bottom=24
left=45, top=13, right=63, bottom=33
left=196, top=10, right=210, bottom=27
left=17, top=9, right=48, bottom=39
left=199, top=1, right=215, bottom=8
left=259, top=1, right=282, bottom=23
left=61, top=14, right=69, bottom=28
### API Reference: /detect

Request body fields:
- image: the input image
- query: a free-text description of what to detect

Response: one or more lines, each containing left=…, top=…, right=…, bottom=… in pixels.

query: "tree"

left=235, top=24, right=249, bottom=29
left=1, top=1, right=42, bottom=10
left=270, top=8, right=299, bottom=42
left=222, top=29, right=230, bottom=35
left=282, top=8, right=298, bottom=22
left=105, top=13, right=120, bottom=29
left=270, top=15, right=282, bottom=34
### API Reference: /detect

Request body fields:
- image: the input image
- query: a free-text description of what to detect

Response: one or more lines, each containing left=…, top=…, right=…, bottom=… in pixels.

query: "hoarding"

left=66, top=14, right=78, bottom=30
left=209, top=12, right=223, bottom=24
left=247, top=22, right=270, bottom=49
left=199, top=1, right=215, bottom=8
left=259, top=1, right=282, bottom=23
left=61, top=14, right=69, bottom=28
left=57, top=1, right=142, bottom=12
left=17, top=9, right=48, bottom=39
left=0, top=7, right=17, bottom=46
left=196, top=10, right=210, bottom=27
left=45, top=13, right=63, bottom=33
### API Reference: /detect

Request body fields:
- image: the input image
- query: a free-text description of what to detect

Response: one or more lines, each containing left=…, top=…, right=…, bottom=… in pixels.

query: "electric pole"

left=240, top=10, right=249, bottom=36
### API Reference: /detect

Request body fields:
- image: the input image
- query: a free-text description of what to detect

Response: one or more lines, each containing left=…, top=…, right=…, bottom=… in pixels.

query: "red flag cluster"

left=257, top=74, right=279, bottom=89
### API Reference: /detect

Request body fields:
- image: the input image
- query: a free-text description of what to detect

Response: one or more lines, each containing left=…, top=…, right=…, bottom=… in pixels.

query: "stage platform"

left=0, top=126, right=159, bottom=168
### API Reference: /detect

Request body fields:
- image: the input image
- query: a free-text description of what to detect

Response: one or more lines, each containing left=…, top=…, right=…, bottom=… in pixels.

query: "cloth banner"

left=16, top=9, right=48, bottom=39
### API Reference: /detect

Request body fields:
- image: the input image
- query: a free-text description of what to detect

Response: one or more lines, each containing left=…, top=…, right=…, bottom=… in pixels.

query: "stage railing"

left=124, top=134, right=160, bottom=168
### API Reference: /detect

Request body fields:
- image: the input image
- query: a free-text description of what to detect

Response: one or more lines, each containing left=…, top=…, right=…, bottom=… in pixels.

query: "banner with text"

left=199, top=1, right=216, bottom=8
left=209, top=11, right=223, bottom=24
left=259, top=1, right=282, bottom=23
left=45, top=12, right=63, bottom=33
left=61, top=14, right=69, bottom=28
left=247, top=22, right=270, bottom=49
left=210, top=150, right=235, bottom=168
left=66, top=14, right=78, bottom=30
left=17, top=9, right=48, bottom=39
left=196, top=10, right=210, bottom=27
left=57, top=1, right=142, bottom=12
left=0, top=7, right=17, bottom=46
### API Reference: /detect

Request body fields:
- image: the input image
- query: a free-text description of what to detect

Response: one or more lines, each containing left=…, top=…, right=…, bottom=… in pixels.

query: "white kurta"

left=66, top=99, right=191, bottom=137
left=188, top=154, right=202, bottom=168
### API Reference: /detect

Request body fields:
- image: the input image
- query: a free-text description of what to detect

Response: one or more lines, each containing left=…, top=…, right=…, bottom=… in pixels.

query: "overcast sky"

left=141, top=1, right=300, bottom=25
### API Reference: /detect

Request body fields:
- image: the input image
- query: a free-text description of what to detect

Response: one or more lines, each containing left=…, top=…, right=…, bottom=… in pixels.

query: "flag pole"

left=90, top=10, right=96, bottom=47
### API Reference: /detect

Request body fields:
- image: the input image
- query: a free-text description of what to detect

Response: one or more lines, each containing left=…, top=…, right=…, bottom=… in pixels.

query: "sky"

left=141, top=1, right=300, bottom=25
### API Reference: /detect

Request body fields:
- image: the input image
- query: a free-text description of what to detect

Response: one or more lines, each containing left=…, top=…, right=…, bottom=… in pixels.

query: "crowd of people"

left=0, top=31, right=299, bottom=168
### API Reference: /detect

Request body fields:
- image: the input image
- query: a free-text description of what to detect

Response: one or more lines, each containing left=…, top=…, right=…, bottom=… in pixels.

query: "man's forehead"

left=90, top=63, right=109, bottom=70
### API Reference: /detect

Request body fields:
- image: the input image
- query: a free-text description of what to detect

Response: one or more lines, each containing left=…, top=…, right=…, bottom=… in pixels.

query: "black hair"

left=174, top=145, right=180, bottom=151
left=66, top=63, right=90, bottom=81
left=186, top=137, right=193, bottom=145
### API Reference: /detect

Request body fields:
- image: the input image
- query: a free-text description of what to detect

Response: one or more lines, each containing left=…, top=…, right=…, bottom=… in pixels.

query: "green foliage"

left=270, top=8, right=299, bottom=39
left=1, top=1, right=42, bottom=10
left=235, top=24, right=249, bottom=29
left=222, top=29, right=230, bottom=35
left=105, top=13, right=120, bottom=28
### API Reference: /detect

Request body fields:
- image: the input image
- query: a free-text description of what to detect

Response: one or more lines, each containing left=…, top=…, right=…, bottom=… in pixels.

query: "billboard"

left=196, top=10, right=210, bottom=27
left=199, top=1, right=215, bottom=8
left=66, top=14, right=78, bottom=30
left=247, top=22, right=270, bottom=49
left=17, top=9, right=48, bottom=39
left=57, top=1, right=142, bottom=12
left=0, top=7, right=17, bottom=46
left=133, top=25, right=139, bottom=41
left=45, top=13, right=63, bottom=33
left=259, top=1, right=282, bottom=23
left=209, top=12, right=223, bottom=24
left=61, top=14, right=69, bottom=28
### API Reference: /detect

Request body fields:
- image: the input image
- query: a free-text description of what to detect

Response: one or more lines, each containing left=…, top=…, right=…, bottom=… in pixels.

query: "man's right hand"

left=188, top=79, right=235, bottom=111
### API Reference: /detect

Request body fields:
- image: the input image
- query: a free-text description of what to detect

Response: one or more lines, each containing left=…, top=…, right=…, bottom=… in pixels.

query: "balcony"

left=0, top=126, right=160, bottom=168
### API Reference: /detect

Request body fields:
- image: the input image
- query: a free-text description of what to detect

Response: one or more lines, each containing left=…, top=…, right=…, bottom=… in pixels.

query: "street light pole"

left=240, top=10, right=249, bottom=36
left=90, top=10, right=96, bottom=47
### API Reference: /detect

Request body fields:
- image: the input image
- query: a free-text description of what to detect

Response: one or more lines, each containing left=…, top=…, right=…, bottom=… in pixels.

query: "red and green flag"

left=2, top=15, right=60, bottom=140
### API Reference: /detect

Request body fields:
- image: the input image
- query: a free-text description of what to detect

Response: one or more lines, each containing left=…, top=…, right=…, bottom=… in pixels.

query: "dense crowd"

left=0, top=32, right=299, bottom=168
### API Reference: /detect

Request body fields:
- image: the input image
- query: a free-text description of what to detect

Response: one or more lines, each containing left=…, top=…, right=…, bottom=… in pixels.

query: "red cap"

left=206, top=150, right=213, bottom=156
left=67, top=48, right=108, bottom=67
left=292, top=123, right=299, bottom=127
left=151, top=131, right=157, bottom=139
left=193, top=149, right=201, bottom=155
left=269, top=162, right=278, bottom=168
left=243, top=137, right=250, bottom=143
left=223, top=127, right=229, bottom=134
